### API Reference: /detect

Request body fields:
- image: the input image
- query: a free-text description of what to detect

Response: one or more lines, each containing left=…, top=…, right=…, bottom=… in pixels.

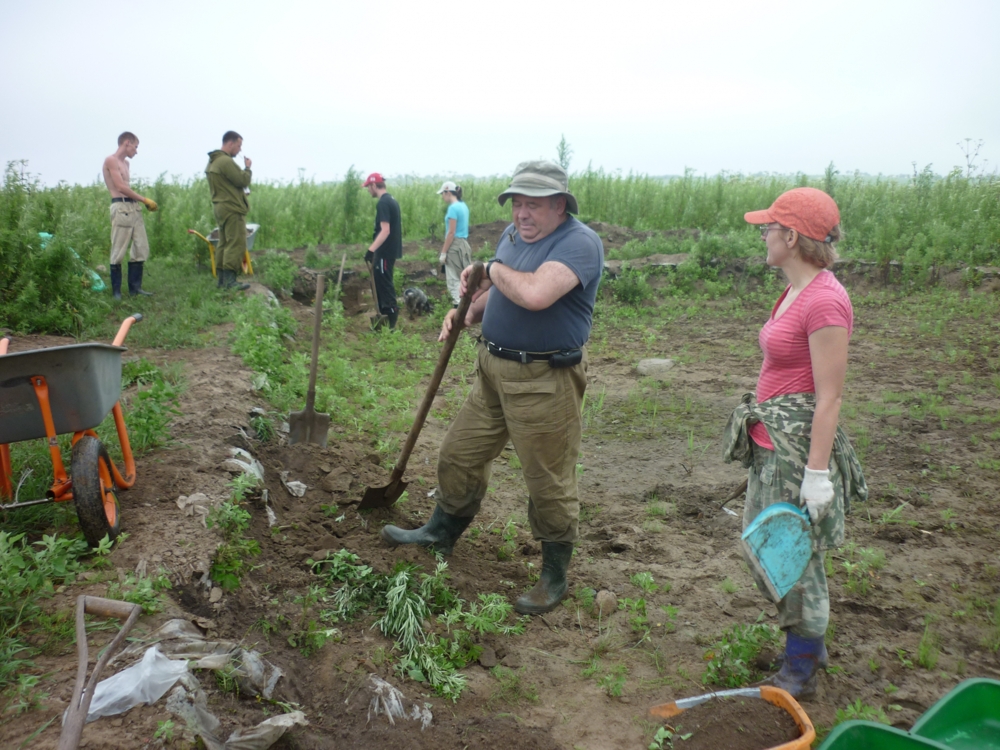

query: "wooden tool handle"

left=389, top=262, right=485, bottom=481
left=83, top=596, right=142, bottom=620
left=305, top=273, right=325, bottom=410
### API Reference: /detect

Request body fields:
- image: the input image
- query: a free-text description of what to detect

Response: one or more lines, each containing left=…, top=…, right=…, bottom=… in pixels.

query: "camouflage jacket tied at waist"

left=723, top=392, right=868, bottom=515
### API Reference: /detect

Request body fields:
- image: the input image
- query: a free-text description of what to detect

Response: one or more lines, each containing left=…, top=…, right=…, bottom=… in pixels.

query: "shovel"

left=288, top=273, right=331, bottom=446
left=359, top=261, right=485, bottom=510
left=740, top=502, right=812, bottom=601
left=365, top=257, right=390, bottom=330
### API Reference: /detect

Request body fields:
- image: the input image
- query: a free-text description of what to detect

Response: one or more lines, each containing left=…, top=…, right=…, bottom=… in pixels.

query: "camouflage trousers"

left=744, top=440, right=831, bottom=639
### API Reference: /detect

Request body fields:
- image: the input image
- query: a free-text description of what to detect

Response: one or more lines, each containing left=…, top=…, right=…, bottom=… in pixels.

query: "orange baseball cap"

left=362, top=172, right=385, bottom=187
left=744, top=187, right=840, bottom=242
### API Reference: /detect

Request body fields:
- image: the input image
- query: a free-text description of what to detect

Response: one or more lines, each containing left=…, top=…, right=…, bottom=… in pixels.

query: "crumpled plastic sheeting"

left=279, top=471, right=307, bottom=497
left=167, top=673, right=307, bottom=750
left=115, top=619, right=283, bottom=699
left=221, top=447, right=264, bottom=481
left=365, top=674, right=433, bottom=730
left=70, top=646, right=188, bottom=724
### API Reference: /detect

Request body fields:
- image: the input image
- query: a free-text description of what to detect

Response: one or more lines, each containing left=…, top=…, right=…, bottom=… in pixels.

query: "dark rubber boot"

left=222, top=269, right=250, bottom=291
left=387, top=311, right=398, bottom=330
left=381, top=505, right=473, bottom=556
left=515, top=542, right=573, bottom=615
left=110, top=264, right=122, bottom=301
left=764, top=632, right=824, bottom=700
left=128, top=261, right=153, bottom=296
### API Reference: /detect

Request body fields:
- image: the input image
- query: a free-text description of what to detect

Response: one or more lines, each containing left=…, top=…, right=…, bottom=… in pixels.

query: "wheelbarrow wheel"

left=71, top=436, right=121, bottom=547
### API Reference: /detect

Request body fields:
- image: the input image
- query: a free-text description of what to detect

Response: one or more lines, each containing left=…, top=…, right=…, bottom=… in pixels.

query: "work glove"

left=142, top=198, right=158, bottom=212
left=439, top=252, right=447, bottom=266
left=799, top=468, right=834, bottom=524
left=364, top=250, right=374, bottom=265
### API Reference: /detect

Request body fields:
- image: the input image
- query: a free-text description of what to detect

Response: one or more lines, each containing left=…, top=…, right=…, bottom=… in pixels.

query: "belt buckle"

left=520, top=351, right=528, bottom=364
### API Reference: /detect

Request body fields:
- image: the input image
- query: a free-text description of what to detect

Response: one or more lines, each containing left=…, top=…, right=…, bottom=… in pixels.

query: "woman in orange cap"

left=722, top=187, right=868, bottom=699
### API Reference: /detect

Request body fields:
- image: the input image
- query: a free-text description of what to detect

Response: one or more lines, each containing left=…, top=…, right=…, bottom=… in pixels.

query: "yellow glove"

left=142, top=198, right=158, bottom=212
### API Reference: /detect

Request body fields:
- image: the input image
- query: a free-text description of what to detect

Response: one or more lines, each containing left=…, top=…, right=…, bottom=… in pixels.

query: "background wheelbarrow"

left=0, top=315, right=143, bottom=546
left=186, top=223, right=258, bottom=279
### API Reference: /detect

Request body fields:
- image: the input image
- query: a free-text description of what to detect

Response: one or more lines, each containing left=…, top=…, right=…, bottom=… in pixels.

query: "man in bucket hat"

left=382, top=161, right=604, bottom=615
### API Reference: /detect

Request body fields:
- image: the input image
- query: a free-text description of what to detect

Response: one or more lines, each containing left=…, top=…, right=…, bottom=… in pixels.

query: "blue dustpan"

left=741, top=502, right=812, bottom=601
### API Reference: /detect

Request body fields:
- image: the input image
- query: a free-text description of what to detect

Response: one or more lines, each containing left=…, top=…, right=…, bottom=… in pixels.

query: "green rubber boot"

left=515, top=542, right=573, bottom=615
left=381, top=505, right=473, bottom=556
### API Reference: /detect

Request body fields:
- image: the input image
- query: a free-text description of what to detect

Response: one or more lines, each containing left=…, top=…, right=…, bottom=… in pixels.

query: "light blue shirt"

left=445, top=201, right=469, bottom=239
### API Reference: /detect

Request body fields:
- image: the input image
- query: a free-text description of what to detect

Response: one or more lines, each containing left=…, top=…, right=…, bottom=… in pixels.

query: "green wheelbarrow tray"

left=0, top=344, right=125, bottom=444
left=911, top=678, right=1000, bottom=750
left=819, top=721, right=950, bottom=749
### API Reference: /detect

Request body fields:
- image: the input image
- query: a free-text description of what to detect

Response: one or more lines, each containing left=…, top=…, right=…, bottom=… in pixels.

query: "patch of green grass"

left=105, top=571, right=171, bottom=614
left=488, top=666, right=539, bottom=707
left=835, top=699, right=890, bottom=725
left=702, top=621, right=781, bottom=688
left=207, top=474, right=262, bottom=590
left=917, top=620, right=940, bottom=669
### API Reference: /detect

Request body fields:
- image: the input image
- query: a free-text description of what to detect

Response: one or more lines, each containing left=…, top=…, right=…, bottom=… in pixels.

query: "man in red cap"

left=363, top=172, right=402, bottom=329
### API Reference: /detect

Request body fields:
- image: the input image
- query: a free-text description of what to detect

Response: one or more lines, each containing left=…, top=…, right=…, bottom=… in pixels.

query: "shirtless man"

left=102, top=132, right=158, bottom=300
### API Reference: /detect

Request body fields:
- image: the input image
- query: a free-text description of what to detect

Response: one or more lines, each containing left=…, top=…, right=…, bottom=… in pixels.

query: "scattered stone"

left=595, top=589, right=618, bottom=617
left=341, top=659, right=359, bottom=674
left=636, top=358, right=674, bottom=380
left=500, top=654, right=521, bottom=669
left=478, top=647, right=498, bottom=668
left=319, top=463, right=332, bottom=474
left=209, top=587, right=223, bottom=603
left=322, top=467, right=352, bottom=493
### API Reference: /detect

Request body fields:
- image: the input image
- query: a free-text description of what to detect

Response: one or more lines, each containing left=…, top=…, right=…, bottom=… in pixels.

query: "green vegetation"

left=835, top=698, right=891, bottom=725
left=106, top=570, right=171, bottom=614
left=702, top=622, right=781, bottom=688
left=313, top=550, right=525, bottom=701
left=488, top=666, right=539, bottom=708
left=649, top=725, right=692, bottom=750
left=207, top=474, right=262, bottom=590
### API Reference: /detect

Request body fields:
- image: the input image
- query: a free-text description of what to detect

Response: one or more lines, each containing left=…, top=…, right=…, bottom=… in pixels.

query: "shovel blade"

left=358, top=478, right=409, bottom=510
left=288, top=409, right=331, bottom=447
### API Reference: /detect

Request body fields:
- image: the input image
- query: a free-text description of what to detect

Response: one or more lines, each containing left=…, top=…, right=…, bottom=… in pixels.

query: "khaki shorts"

left=109, top=201, right=150, bottom=264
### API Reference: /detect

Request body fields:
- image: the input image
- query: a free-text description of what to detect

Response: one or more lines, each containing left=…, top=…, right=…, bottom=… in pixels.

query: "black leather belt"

left=484, top=339, right=565, bottom=364
left=111, top=197, right=137, bottom=203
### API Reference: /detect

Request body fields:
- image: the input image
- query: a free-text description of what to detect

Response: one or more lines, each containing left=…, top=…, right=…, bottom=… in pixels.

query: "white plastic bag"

left=84, top=646, right=189, bottom=722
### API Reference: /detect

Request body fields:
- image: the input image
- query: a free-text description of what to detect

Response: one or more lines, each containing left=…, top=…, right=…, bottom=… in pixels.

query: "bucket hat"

left=744, top=187, right=840, bottom=242
left=497, top=160, right=578, bottom=214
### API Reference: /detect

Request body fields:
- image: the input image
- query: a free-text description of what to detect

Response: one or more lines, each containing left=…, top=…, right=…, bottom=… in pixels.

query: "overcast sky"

left=2, top=0, right=998, bottom=186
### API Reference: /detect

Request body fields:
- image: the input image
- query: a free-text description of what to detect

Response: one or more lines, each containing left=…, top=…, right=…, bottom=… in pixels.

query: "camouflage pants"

left=743, top=440, right=831, bottom=639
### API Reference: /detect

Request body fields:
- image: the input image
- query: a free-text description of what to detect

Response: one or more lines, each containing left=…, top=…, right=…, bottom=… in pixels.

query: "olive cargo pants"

left=214, top=210, right=248, bottom=273
left=435, top=344, right=588, bottom=543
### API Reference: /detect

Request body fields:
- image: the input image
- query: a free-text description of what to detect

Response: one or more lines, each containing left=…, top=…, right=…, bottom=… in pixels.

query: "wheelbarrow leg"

left=59, top=596, right=142, bottom=750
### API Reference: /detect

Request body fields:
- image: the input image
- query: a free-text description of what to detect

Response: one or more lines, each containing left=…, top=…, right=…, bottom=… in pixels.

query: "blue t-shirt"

left=482, top=217, right=604, bottom=352
left=445, top=201, right=469, bottom=239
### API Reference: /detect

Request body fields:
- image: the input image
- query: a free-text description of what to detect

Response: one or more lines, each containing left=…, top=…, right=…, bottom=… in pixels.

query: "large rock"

left=636, top=358, right=674, bottom=379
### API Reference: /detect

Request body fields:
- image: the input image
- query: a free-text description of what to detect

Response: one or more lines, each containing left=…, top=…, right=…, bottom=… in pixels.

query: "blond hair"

left=796, top=224, right=841, bottom=269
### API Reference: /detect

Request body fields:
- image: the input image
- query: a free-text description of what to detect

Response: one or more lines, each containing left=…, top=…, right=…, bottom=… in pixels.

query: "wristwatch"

left=486, top=258, right=503, bottom=282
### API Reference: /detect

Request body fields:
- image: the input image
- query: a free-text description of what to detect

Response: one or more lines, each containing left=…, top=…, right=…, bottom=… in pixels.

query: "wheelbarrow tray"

left=207, top=222, right=260, bottom=251
left=0, top=343, right=125, bottom=444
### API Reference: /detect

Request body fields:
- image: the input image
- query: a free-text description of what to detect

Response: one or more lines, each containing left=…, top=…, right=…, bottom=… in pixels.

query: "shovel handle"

left=306, top=273, right=325, bottom=410
left=389, top=262, right=485, bottom=482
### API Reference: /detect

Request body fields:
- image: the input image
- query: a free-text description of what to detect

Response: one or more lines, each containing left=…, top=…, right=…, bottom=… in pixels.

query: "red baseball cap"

left=744, top=187, right=840, bottom=242
left=362, top=172, right=385, bottom=187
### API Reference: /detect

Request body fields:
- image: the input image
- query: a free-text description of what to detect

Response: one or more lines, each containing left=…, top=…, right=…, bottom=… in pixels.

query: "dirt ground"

left=3, top=231, right=1000, bottom=750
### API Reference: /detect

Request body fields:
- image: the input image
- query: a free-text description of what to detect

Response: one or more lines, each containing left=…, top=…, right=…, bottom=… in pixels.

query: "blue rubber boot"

left=765, top=632, right=824, bottom=700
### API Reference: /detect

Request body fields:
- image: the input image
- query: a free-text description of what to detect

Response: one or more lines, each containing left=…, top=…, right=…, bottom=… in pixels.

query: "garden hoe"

left=59, top=596, right=142, bottom=750
left=288, top=273, right=330, bottom=447
left=365, top=257, right=390, bottom=330
left=359, top=262, right=485, bottom=510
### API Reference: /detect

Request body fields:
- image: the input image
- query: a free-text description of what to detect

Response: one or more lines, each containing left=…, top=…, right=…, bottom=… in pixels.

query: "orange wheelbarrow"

left=0, top=315, right=142, bottom=546
left=186, top=223, right=258, bottom=278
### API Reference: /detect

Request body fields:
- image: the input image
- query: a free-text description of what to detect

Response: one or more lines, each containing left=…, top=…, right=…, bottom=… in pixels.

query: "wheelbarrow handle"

left=111, top=314, right=143, bottom=347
